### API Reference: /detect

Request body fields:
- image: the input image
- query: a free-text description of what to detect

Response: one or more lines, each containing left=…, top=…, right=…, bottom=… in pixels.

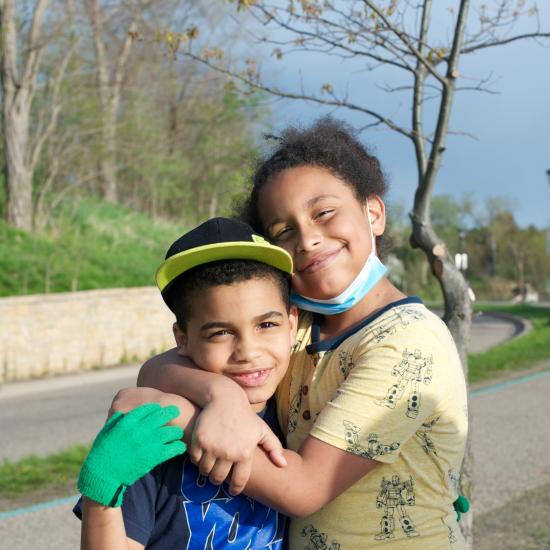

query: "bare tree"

left=0, top=0, right=75, bottom=230
left=170, top=1, right=549, bottom=546
left=84, top=0, right=155, bottom=203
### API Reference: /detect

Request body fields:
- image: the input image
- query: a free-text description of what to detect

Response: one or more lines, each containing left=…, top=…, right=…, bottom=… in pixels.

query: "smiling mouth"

left=299, top=248, right=342, bottom=274
left=227, top=368, right=272, bottom=387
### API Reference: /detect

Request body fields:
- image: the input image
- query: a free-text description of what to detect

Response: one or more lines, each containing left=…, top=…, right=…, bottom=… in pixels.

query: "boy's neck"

left=319, top=278, right=406, bottom=339
left=251, top=400, right=268, bottom=413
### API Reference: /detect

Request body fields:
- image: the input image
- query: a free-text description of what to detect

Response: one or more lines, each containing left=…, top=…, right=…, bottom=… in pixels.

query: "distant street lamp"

left=455, top=229, right=468, bottom=273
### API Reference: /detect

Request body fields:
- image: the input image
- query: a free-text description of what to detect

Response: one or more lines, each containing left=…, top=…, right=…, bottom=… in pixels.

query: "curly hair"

left=237, top=117, right=390, bottom=255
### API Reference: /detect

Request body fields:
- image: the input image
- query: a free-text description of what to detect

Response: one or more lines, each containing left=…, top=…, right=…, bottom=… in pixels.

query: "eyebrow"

left=199, top=311, right=284, bottom=332
left=266, top=194, right=340, bottom=233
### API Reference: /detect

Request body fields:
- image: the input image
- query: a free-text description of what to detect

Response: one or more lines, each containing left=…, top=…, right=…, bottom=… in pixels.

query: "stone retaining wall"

left=0, top=287, right=175, bottom=382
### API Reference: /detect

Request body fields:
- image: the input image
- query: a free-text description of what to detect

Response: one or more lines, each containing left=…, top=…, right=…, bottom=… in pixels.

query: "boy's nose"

left=233, top=336, right=262, bottom=363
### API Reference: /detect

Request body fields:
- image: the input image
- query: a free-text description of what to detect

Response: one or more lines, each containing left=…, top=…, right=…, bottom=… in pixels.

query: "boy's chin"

left=248, top=398, right=269, bottom=413
left=245, top=389, right=271, bottom=412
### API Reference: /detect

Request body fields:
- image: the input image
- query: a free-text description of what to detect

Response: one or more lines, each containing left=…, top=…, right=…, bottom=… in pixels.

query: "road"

left=0, top=311, right=542, bottom=548
left=0, top=311, right=519, bottom=463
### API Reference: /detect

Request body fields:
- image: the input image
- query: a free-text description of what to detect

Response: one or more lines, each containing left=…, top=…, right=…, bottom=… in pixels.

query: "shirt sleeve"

left=309, top=325, right=447, bottom=464
left=119, top=470, right=159, bottom=545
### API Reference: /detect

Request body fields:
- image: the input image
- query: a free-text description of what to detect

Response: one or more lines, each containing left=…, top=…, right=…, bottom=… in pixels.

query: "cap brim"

left=156, top=241, right=293, bottom=293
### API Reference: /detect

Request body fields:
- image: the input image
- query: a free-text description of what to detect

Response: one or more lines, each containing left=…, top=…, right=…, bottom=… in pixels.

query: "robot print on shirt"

left=301, top=524, right=341, bottom=550
left=448, top=469, right=460, bottom=497
left=372, top=307, right=427, bottom=343
left=415, top=416, right=440, bottom=455
left=448, top=524, right=458, bottom=544
left=375, top=475, right=420, bottom=540
left=371, top=323, right=397, bottom=343
left=394, top=306, right=426, bottom=326
left=375, top=348, right=433, bottom=419
left=287, top=386, right=303, bottom=434
left=338, top=351, right=354, bottom=378
left=343, top=420, right=400, bottom=459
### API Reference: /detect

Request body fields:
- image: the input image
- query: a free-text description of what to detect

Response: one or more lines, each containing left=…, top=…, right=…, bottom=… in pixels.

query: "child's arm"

left=109, top=390, right=376, bottom=515
left=78, top=404, right=186, bottom=549
left=137, top=349, right=241, bottom=408
left=131, top=352, right=286, bottom=492
left=112, top=382, right=286, bottom=494
left=81, top=499, right=143, bottom=550
left=243, top=435, right=378, bottom=517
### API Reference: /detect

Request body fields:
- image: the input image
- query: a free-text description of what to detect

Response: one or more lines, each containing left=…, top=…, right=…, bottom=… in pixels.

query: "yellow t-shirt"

left=276, top=298, right=468, bottom=549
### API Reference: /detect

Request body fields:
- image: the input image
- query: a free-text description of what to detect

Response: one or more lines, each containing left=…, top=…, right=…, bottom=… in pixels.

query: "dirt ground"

left=474, top=482, right=550, bottom=549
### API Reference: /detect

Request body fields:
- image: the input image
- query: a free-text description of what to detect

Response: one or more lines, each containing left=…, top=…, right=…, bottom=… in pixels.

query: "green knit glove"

left=78, top=403, right=186, bottom=507
left=453, top=495, right=470, bottom=522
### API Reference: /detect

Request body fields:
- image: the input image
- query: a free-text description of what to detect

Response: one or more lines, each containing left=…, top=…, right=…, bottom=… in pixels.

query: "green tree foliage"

left=1, top=0, right=263, bottom=233
left=388, top=195, right=550, bottom=301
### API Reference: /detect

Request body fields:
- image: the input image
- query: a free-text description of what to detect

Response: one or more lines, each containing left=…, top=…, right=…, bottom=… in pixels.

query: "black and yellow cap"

left=156, top=217, right=293, bottom=299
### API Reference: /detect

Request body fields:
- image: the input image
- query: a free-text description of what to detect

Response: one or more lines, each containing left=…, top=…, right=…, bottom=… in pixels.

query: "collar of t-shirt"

left=306, top=296, right=423, bottom=355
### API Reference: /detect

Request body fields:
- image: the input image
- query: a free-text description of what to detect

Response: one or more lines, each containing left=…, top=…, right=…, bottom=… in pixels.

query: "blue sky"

left=247, top=3, right=550, bottom=229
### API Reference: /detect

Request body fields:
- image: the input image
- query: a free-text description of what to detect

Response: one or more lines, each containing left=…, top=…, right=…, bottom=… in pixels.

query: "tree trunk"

left=410, top=218, right=473, bottom=547
left=0, top=0, right=36, bottom=231
left=3, top=105, right=33, bottom=230
left=100, top=133, right=118, bottom=203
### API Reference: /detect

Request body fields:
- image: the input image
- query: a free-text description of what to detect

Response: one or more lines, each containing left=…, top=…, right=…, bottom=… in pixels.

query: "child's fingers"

left=227, top=460, right=252, bottom=496
left=266, top=447, right=287, bottom=468
left=188, top=444, right=203, bottom=466
left=125, top=402, right=162, bottom=423
left=157, top=425, right=184, bottom=444
left=197, top=452, right=217, bottom=477
left=162, top=440, right=187, bottom=461
left=139, top=404, right=181, bottom=430
left=208, top=459, right=232, bottom=486
left=103, top=410, right=124, bottom=429
left=258, top=429, right=287, bottom=468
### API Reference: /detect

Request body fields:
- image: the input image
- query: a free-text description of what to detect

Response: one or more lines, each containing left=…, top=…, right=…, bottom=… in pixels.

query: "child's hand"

left=78, top=403, right=186, bottom=507
left=108, top=387, right=167, bottom=417
left=189, top=394, right=287, bottom=495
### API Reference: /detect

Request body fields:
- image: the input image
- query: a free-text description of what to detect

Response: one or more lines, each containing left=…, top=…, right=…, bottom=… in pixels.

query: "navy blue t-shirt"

left=74, top=399, right=285, bottom=549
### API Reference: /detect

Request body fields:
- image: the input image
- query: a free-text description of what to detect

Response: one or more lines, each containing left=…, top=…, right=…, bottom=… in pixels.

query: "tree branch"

left=460, top=31, right=550, bottom=55
left=361, top=0, right=447, bottom=85
left=183, top=50, right=414, bottom=140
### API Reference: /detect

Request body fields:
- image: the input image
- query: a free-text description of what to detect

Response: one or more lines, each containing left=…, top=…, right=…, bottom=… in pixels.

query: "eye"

left=258, top=321, right=279, bottom=330
left=207, top=329, right=231, bottom=339
left=273, top=226, right=293, bottom=241
left=315, top=208, right=334, bottom=220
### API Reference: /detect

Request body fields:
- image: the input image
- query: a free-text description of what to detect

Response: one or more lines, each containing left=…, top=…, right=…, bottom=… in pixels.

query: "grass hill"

left=0, top=197, right=187, bottom=297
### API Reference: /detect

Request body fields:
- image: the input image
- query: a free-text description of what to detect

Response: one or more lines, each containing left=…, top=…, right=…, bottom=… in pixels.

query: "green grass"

left=0, top=444, right=90, bottom=498
left=469, top=304, right=550, bottom=383
left=0, top=196, right=186, bottom=296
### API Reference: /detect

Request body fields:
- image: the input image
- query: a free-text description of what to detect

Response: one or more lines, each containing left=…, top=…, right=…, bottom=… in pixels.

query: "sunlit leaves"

left=157, top=27, right=199, bottom=57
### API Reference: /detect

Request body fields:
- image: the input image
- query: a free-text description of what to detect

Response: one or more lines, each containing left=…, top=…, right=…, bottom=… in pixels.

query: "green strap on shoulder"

left=453, top=495, right=470, bottom=521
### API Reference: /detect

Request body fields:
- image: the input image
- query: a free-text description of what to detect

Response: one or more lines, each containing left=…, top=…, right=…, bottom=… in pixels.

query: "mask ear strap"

left=366, top=206, right=377, bottom=254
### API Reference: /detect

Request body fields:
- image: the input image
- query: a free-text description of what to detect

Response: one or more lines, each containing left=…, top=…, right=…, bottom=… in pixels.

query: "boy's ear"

left=288, top=305, right=299, bottom=347
left=366, top=195, right=386, bottom=236
left=172, top=322, right=188, bottom=356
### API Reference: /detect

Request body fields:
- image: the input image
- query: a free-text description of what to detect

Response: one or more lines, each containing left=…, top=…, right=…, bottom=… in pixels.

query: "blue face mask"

left=290, top=211, right=388, bottom=315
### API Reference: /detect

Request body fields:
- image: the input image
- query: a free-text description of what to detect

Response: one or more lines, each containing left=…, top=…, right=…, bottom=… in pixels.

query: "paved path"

left=0, top=312, right=540, bottom=549
left=0, top=365, right=140, bottom=462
